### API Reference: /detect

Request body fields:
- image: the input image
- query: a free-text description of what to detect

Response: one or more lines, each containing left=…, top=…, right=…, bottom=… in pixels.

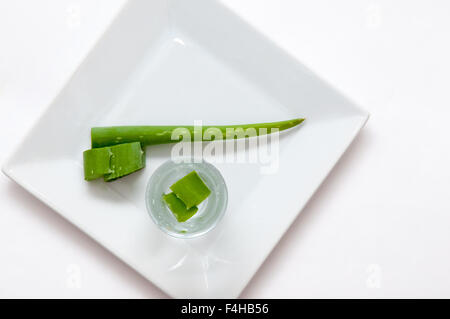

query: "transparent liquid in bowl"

left=145, top=159, right=228, bottom=238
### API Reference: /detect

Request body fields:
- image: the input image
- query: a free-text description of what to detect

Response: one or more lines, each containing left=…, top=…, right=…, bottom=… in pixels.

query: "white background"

left=1, top=0, right=449, bottom=298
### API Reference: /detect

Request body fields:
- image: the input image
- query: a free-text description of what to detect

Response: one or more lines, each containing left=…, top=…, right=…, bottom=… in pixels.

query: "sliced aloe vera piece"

left=83, top=142, right=145, bottom=182
left=104, top=142, right=145, bottom=182
left=163, top=192, right=198, bottom=222
left=169, top=171, right=211, bottom=209
left=83, top=148, right=113, bottom=181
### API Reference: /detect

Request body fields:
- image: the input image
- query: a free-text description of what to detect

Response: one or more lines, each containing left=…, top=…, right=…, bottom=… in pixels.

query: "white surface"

left=0, top=0, right=449, bottom=298
left=1, top=0, right=367, bottom=298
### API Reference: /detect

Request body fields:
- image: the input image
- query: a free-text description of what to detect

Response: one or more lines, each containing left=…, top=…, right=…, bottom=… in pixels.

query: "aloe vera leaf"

left=91, top=118, right=305, bottom=148
left=104, top=142, right=145, bottom=182
left=163, top=192, right=198, bottom=223
left=83, top=142, right=145, bottom=181
left=83, top=147, right=113, bottom=181
left=169, top=171, right=211, bottom=209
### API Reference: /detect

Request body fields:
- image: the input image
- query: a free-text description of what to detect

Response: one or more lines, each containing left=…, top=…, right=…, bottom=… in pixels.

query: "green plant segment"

left=83, top=142, right=145, bottom=181
left=162, top=192, right=199, bottom=223
left=162, top=171, right=211, bottom=222
left=91, top=118, right=304, bottom=148
left=83, top=147, right=113, bottom=181
left=83, top=118, right=304, bottom=182
left=169, top=171, right=211, bottom=209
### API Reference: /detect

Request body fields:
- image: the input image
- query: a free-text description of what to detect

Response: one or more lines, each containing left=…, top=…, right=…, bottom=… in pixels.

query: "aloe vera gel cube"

left=163, top=192, right=198, bottom=223
left=169, top=171, right=211, bottom=209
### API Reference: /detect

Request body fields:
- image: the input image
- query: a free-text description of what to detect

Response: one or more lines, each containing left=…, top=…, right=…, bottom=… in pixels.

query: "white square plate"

left=2, top=0, right=368, bottom=298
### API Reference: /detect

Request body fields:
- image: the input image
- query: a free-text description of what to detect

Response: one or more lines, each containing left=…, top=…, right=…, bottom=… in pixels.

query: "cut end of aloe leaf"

left=83, top=148, right=113, bottom=181
left=163, top=192, right=198, bottom=223
left=104, top=142, right=145, bottom=182
left=83, top=142, right=145, bottom=182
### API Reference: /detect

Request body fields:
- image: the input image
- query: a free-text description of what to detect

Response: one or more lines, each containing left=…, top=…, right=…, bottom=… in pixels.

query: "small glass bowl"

left=145, top=159, right=228, bottom=238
